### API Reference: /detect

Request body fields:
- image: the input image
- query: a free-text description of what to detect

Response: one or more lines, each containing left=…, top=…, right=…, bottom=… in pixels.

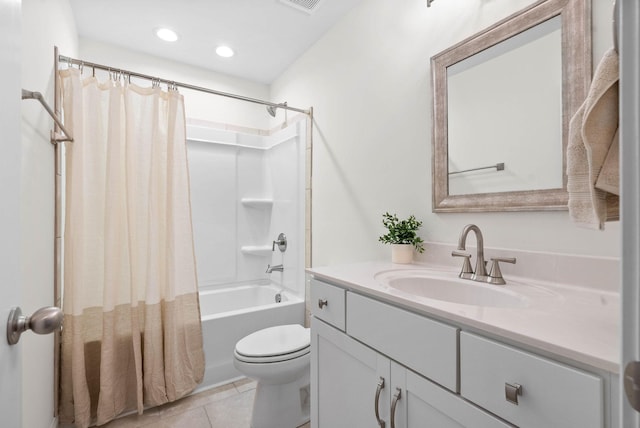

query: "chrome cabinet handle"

left=374, top=377, right=385, bottom=428
left=318, top=299, right=328, bottom=309
left=390, top=387, right=402, bottom=428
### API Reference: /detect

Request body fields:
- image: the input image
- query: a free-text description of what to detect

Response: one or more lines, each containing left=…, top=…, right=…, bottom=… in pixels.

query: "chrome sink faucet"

left=266, top=264, right=284, bottom=273
left=452, top=224, right=516, bottom=285
left=456, top=224, right=488, bottom=281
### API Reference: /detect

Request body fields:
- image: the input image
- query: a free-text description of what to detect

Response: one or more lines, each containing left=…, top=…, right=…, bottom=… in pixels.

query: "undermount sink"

left=374, top=269, right=529, bottom=308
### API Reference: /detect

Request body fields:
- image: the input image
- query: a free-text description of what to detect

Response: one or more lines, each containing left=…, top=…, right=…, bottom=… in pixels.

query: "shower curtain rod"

left=57, top=53, right=312, bottom=116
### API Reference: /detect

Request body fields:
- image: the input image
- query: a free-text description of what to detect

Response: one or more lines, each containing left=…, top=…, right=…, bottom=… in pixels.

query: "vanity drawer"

left=310, top=278, right=346, bottom=331
left=460, top=332, right=603, bottom=428
left=346, top=292, right=459, bottom=392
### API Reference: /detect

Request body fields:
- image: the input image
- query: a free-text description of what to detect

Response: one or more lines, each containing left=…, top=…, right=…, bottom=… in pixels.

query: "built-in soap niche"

left=240, top=198, right=274, bottom=257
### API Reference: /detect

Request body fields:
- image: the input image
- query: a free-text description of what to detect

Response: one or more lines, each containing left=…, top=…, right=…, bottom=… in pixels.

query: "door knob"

left=6, top=306, right=63, bottom=345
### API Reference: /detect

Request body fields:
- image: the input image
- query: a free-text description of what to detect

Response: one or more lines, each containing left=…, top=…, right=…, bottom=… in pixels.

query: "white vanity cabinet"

left=310, top=279, right=513, bottom=428
left=310, top=277, right=612, bottom=428
left=311, top=318, right=512, bottom=428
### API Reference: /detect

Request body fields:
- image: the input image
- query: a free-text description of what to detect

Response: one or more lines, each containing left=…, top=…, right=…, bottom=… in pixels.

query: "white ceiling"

left=69, top=0, right=363, bottom=84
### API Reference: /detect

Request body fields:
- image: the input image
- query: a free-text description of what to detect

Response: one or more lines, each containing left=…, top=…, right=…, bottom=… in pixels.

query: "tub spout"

left=266, top=264, right=284, bottom=273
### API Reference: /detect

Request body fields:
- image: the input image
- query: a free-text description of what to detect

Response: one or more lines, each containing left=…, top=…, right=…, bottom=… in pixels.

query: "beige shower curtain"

left=58, top=68, right=204, bottom=427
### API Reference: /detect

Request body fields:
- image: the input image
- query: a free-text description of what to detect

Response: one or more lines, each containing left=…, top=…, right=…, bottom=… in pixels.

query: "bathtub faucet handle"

left=272, top=233, right=287, bottom=252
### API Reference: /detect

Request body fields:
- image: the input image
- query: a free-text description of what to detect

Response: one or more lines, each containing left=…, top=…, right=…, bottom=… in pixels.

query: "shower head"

left=266, top=102, right=287, bottom=118
left=266, top=105, right=278, bottom=117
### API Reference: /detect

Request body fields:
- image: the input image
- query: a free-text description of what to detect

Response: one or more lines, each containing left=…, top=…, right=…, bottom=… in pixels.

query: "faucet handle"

left=452, top=250, right=473, bottom=279
left=272, top=233, right=287, bottom=252
left=487, top=257, right=516, bottom=285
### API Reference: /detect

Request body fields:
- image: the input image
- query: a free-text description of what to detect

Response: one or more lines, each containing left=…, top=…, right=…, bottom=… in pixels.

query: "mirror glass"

left=431, top=0, right=590, bottom=212
left=448, top=16, right=562, bottom=195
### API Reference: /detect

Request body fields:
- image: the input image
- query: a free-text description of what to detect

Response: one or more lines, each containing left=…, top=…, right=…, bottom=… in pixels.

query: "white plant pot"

left=391, top=244, right=414, bottom=264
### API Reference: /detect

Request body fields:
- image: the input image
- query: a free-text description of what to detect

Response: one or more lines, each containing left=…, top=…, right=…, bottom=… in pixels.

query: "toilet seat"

left=234, top=346, right=310, bottom=363
left=234, top=324, right=310, bottom=363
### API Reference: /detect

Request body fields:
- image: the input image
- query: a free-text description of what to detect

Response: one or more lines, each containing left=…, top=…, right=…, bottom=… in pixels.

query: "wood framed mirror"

left=431, top=0, right=591, bottom=212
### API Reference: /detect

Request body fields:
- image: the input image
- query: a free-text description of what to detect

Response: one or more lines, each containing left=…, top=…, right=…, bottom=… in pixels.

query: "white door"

left=0, top=0, right=23, bottom=427
left=621, top=0, right=640, bottom=426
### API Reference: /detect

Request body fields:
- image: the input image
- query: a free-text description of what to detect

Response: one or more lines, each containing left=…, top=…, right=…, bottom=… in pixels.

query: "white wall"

left=21, top=1, right=78, bottom=427
left=271, top=0, right=620, bottom=267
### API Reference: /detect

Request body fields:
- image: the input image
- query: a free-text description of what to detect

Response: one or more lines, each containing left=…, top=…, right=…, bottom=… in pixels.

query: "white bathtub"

left=197, top=283, right=305, bottom=390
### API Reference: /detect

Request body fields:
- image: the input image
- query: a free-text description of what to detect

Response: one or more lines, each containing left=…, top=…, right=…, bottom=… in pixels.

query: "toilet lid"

left=235, top=324, right=310, bottom=358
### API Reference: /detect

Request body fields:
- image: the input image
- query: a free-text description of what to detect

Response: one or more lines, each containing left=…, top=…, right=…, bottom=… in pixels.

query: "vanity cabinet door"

left=391, top=364, right=514, bottom=428
left=311, top=317, right=391, bottom=428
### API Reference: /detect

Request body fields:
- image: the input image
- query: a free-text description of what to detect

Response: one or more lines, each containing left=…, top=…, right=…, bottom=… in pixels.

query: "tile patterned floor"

left=95, top=378, right=311, bottom=428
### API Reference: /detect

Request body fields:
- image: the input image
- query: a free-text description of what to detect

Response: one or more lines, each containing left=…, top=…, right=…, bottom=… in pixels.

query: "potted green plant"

left=378, top=212, right=425, bottom=263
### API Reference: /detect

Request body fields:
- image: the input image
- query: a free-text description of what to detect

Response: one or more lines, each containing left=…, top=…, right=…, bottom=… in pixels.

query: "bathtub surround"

left=58, top=69, right=204, bottom=427
left=187, top=118, right=307, bottom=298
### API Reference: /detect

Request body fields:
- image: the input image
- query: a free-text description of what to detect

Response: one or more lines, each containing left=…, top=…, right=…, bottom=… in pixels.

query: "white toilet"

left=233, top=324, right=311, bottom=428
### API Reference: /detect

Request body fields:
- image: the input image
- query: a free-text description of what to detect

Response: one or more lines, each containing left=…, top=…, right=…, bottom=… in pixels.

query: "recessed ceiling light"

left=216, top=46, right=235, bottom=58
left=155, top=28, right=179, bottom=42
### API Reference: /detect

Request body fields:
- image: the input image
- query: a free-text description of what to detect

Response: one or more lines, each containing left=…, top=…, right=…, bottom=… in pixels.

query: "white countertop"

left=307, top=261, right=620, bottom=373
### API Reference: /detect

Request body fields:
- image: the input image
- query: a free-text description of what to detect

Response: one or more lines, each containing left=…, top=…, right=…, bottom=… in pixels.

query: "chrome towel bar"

left=449, top=162, right=505, bottom=176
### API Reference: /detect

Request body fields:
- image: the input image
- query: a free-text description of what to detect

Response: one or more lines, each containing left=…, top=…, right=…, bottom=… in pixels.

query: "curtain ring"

left=79, top=61, right=84, bottom=75
left=92, top=66, right=96, bottom=77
